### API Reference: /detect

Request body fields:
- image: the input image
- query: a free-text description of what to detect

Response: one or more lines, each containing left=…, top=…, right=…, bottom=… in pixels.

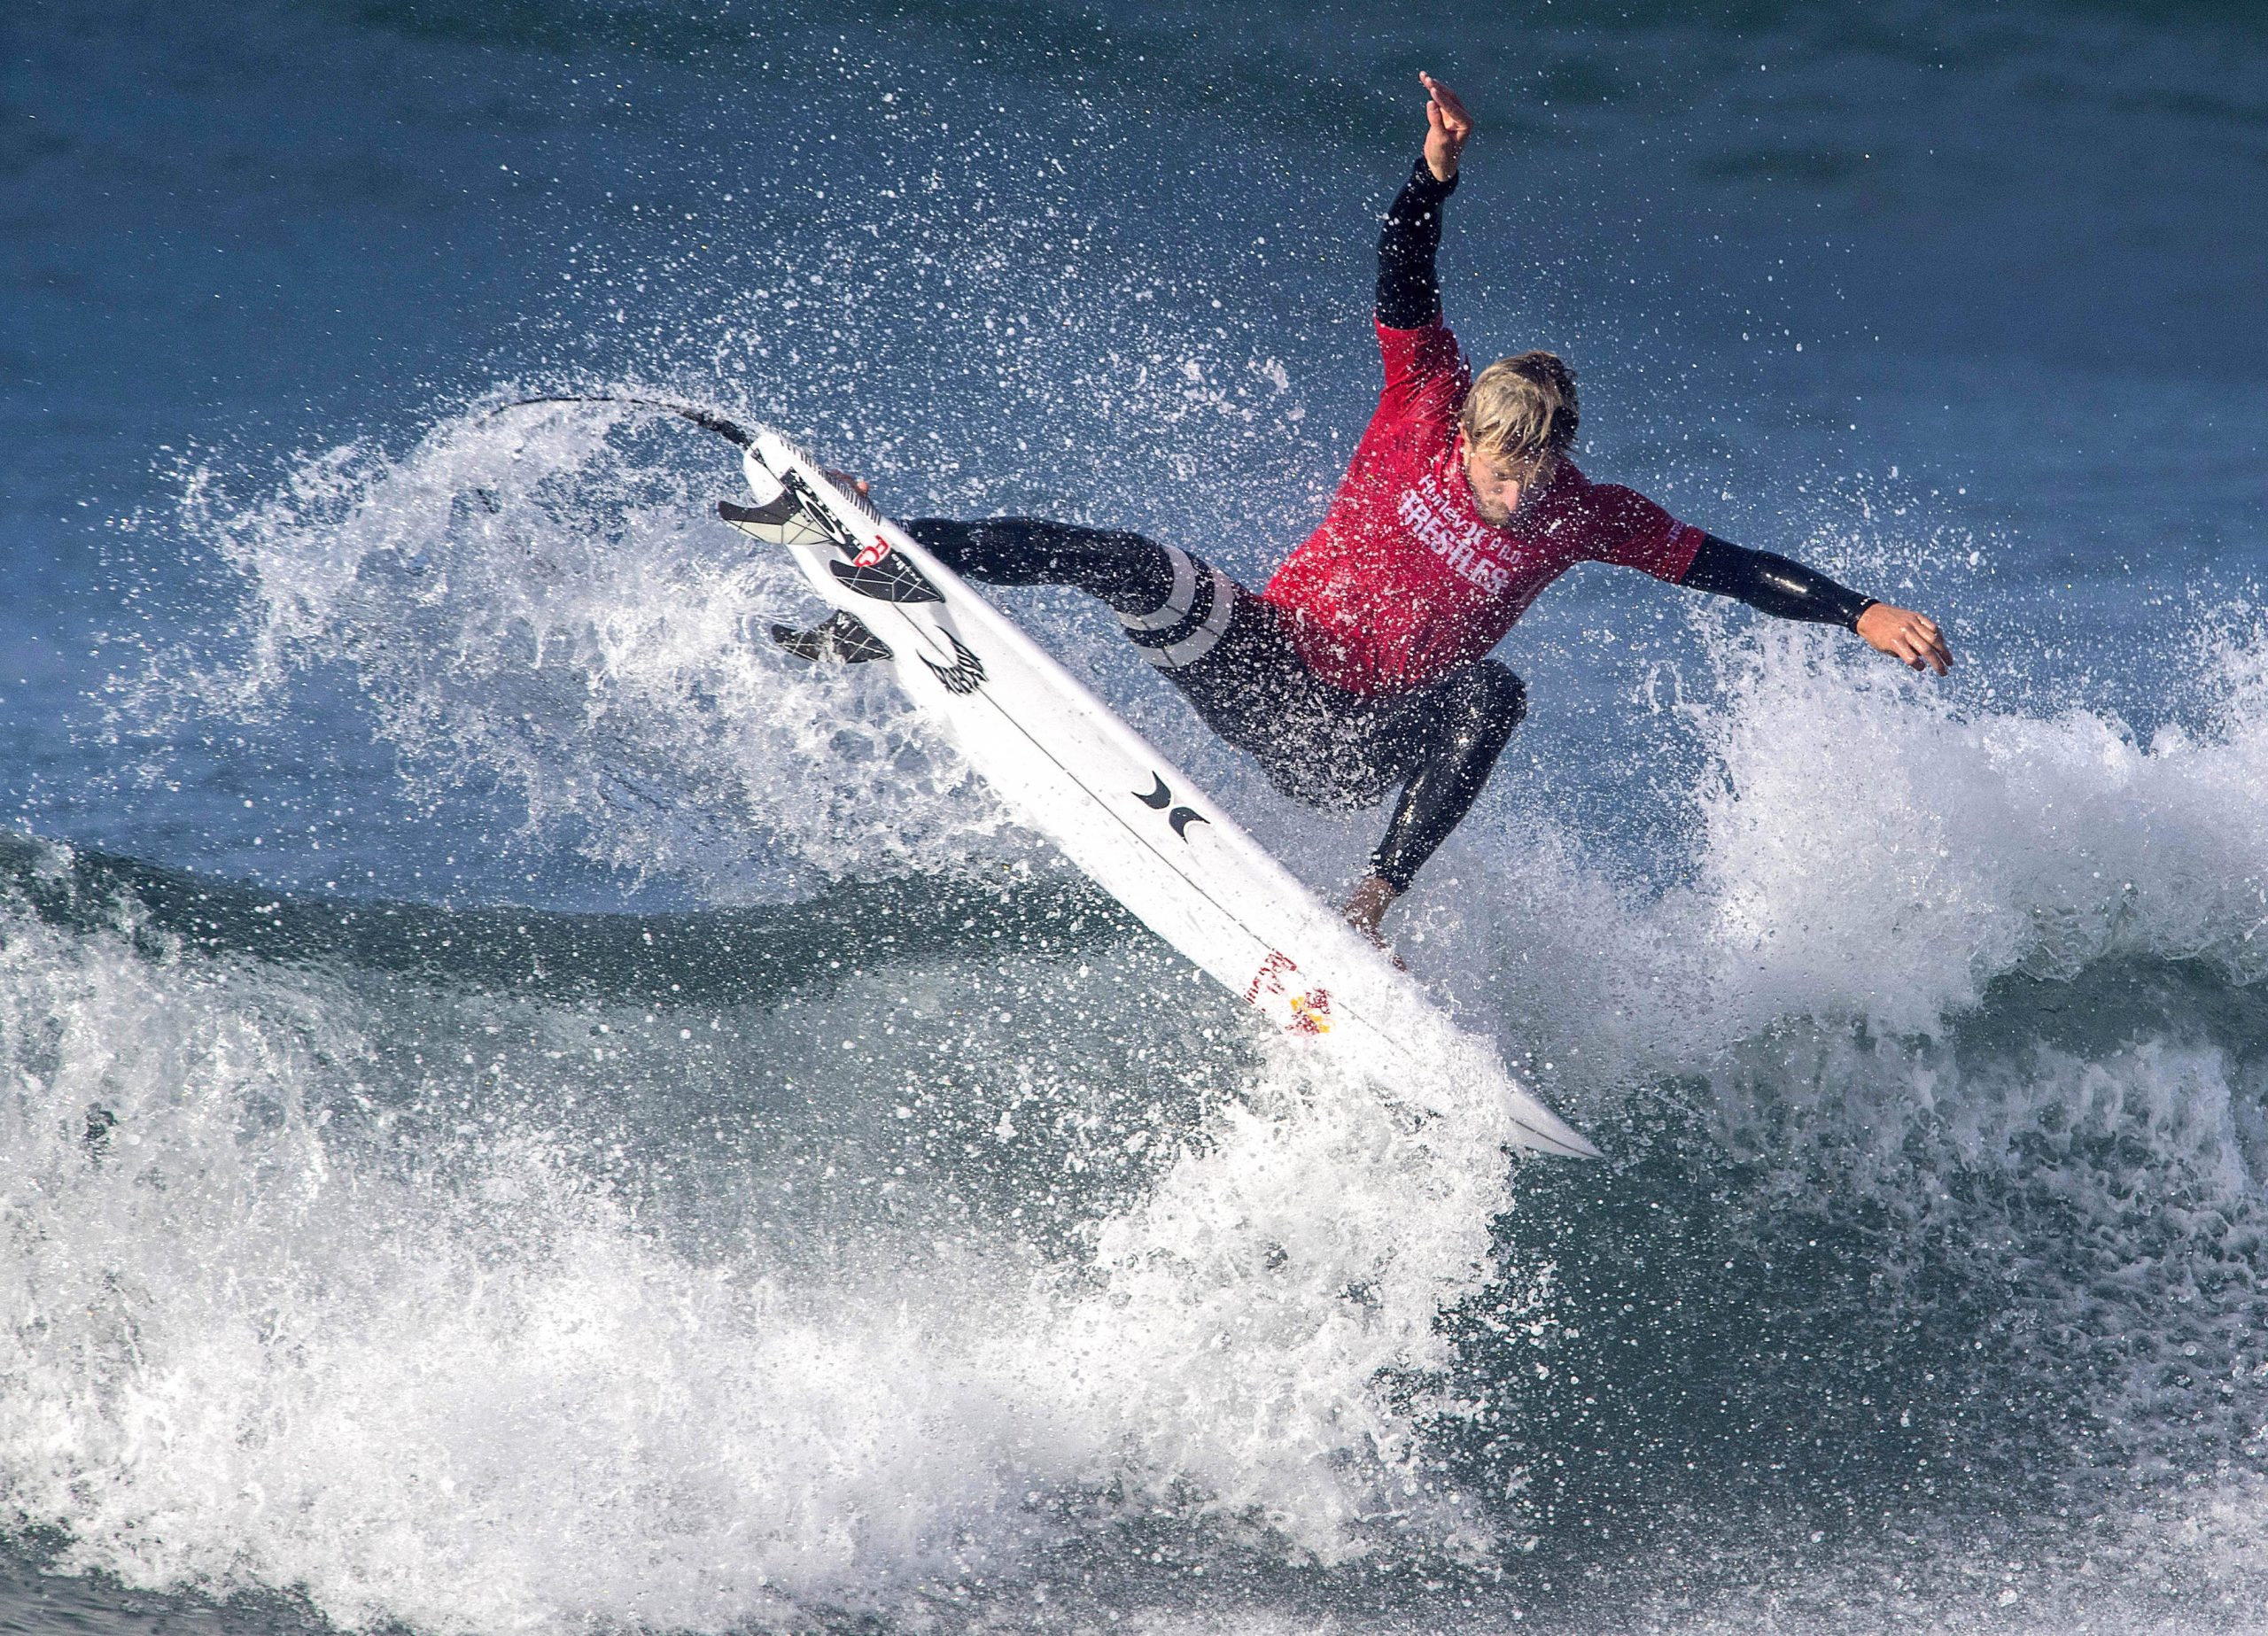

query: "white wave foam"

left=1394, top=614, right=2268, bottom=1090
left=160, top=396, right=1029, bottom=894
left=1684, top=620, right=2268, bottom=1037
left=0, top=893, right=1549, bottom=1630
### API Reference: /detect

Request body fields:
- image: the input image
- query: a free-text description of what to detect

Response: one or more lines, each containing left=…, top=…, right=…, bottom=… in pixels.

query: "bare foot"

left=1340, top=874, right=1406, bottom=968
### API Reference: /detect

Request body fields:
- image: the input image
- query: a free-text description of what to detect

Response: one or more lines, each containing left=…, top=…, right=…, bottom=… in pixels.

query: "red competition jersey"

left=1263, top=318, right=1705, bottom=695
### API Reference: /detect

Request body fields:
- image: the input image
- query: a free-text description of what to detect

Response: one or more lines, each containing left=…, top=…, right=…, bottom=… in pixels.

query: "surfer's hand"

left=823, top=469, right=871, bottom=500
left=1420, top=73, right=1473, bottom=182
left=1342, top=874, right=1405, bottom=967
left=1856, top=603, right=1953, bottom=675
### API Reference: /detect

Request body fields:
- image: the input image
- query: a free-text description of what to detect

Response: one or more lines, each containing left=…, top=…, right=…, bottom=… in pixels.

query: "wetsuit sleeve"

left=1376, top=157, right=1460, bottom=329
left=1374, top=158, right=1468, bottom=415
left=1680, top=534, right=1877, bottom=631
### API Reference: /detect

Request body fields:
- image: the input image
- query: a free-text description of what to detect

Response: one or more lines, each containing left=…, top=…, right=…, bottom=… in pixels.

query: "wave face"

left=8, top=0, right=2268, bottom=1632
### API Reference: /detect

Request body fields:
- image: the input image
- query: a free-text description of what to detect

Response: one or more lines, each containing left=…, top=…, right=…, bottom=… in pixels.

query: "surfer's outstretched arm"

left=1681, top=535, right=1953, bottom=674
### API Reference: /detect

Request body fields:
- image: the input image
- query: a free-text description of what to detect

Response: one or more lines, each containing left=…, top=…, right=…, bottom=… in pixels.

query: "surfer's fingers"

left=1899, top=627, right=1951, bottom=675
left=1421, top=73, right=1473, bottom=135
left=1898, top=613, right=1952, bottom=673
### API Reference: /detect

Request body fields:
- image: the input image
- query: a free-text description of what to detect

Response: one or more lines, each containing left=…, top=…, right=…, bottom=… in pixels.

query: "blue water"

left=5, top=1, right=2268, bottom=1632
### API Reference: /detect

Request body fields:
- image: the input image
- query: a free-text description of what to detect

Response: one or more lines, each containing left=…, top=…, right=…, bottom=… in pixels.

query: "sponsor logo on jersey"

left=1399, top=473, right=1514, bottom=597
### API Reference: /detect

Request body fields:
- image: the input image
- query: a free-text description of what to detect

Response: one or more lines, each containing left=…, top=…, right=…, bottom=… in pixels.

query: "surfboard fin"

left=719, top=496, right=835, bottom=554
left=769, top=611, right=892, bottom=665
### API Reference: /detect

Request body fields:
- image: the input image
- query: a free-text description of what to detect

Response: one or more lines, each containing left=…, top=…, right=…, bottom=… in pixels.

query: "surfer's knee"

left=1446, top=661, right=1526, bottom=752
left=1119, top=546, right=1239, bottom=671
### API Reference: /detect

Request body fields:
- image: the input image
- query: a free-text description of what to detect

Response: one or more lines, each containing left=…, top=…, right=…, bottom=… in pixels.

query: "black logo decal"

left=1134, top=774, right=1207, bottom=840
left=769, top=468, right=944, bottom=604
left=920, top=632, right=987, bottom=694
left=776, top=468, right=862, bottom=554
left=829, top=554, right=945, bottom=605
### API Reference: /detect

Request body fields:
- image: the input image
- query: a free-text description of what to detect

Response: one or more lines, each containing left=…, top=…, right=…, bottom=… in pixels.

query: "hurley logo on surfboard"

left=1135, top=774, right=1210, bottom=840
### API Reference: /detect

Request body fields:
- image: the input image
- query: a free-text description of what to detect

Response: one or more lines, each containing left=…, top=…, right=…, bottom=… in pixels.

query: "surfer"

left=788, top=73, right=1952, bottom=940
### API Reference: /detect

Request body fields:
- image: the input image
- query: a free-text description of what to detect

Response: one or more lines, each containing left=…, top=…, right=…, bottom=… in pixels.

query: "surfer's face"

left=1457, top=437, right=1550, bottom=527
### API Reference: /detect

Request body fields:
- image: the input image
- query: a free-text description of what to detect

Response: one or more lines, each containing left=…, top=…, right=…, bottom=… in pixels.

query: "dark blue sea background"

left=6, top=2, right=2268, bottom=1632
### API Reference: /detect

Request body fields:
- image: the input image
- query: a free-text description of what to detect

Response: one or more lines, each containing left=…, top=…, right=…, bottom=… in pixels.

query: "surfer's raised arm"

left=1375, top=74, right=1471, bottom=334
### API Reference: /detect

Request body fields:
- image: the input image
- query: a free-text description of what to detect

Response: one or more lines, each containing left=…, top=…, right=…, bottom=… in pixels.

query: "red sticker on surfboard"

left=1247, top=951, right=1332, bottom=1033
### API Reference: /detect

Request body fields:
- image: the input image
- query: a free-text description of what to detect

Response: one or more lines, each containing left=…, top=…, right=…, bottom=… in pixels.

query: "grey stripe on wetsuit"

left=1118, top=550, right=1238, bottom=670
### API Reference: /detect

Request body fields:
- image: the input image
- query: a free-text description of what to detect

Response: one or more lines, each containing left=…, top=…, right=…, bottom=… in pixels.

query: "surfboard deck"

left=722, top=425, right=1599, bottom=1161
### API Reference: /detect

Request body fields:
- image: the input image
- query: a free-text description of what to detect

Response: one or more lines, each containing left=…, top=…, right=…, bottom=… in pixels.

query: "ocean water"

left=5, top=0, right=2267, bottom=1631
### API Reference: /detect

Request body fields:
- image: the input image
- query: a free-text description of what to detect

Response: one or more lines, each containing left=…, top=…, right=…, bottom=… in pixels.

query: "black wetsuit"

left=902, top=156, right=1876, bottom=895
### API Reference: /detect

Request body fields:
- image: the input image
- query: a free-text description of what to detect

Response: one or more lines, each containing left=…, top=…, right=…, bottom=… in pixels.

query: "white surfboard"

left=715, top=423, right=1598, bottom=1160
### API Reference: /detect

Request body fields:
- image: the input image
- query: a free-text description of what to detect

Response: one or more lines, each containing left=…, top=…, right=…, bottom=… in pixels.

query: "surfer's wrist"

left=1407, top=154, right=1459, bottom=203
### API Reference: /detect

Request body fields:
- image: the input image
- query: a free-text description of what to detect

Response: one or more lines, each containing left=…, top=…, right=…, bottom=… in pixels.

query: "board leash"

left=486, top=394, right=888, bottom=526
left=486, top=392, right=757, bottom=450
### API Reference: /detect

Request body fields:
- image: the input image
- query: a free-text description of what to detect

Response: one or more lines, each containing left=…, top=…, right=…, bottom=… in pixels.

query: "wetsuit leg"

left=905, top=517, right=1351, bottom=780
left=1364, top=661, right=1526, bottom=893
left=905, top=517, right=1180, bottom=616
left=907, top=516, right=1241, bottom=668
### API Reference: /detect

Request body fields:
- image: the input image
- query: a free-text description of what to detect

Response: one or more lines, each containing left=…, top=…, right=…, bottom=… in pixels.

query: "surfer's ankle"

left=1341, top=873, right=1401, bottom=942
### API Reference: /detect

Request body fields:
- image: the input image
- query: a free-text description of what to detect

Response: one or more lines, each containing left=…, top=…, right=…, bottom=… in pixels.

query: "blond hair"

left=1459, top=351, right=1580, bottom=468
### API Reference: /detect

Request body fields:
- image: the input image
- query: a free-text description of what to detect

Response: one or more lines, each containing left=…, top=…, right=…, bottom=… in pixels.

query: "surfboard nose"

left=1509, top=1097, right=1604, bottom=1160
